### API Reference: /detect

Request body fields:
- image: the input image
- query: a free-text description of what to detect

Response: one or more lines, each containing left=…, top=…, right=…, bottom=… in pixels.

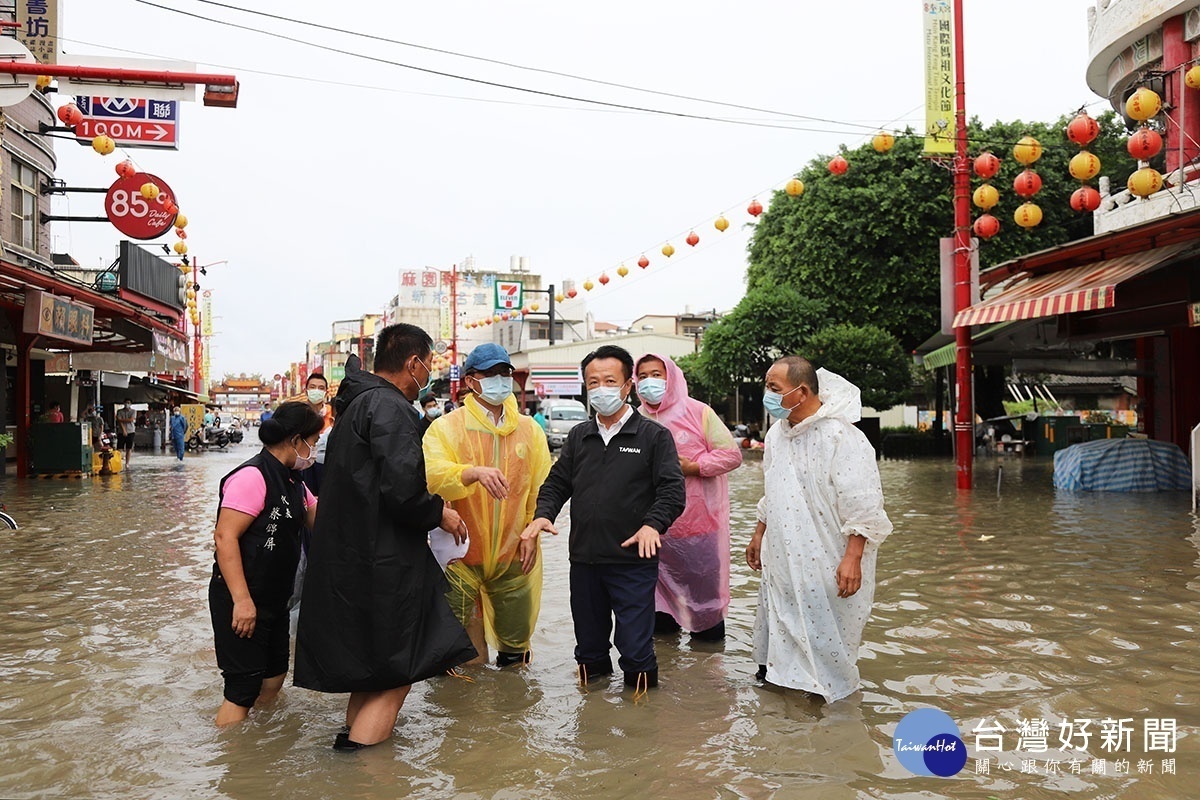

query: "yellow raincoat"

left=423, top=393, right=551, bottom=653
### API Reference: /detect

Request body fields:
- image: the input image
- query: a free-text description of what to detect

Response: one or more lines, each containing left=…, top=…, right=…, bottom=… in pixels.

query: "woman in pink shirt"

left=210, top=401, right=323, bottom=726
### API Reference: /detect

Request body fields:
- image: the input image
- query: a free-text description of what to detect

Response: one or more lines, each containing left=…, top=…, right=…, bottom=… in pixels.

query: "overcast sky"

left=53, top=0, right=1101, bottom=377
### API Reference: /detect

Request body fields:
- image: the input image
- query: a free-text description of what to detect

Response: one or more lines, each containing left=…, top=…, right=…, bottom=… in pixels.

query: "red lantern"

left=828, top=155, right=849, bottom=175
left=1070, top=185, right=1102, bottom=213
left=115, top=159, right=137, bottom=179
left=1127, top=127, right=1163, bottom=160
left=1013, top=169, right=1042, bottom=198
left=637, top=255, right=649, bottom=268
left=973, top=152, right=1001, bottom=179
left=484, top=317, right=493, bottom=325
left=686, top=231, right=699, bottom=247
left=598, top=273, right=610, bottom=286
left=163, top=201, right=179, bottom=215
left=747, top=199, right=763, bottom=217
left=973, top=214, right=1001, bottom=239
left=175, top=228, right=187, bottom=239
left=567, top=288, right=578, bottom=298
left=57, top=103, right=82, bottom=126
left=1066, top=113, right=1100, bottom=147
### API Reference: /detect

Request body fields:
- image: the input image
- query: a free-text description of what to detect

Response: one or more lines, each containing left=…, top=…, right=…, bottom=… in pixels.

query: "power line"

left=186, top=0, right=886, bottom=132
left=131, top=0, right=897, bottom=136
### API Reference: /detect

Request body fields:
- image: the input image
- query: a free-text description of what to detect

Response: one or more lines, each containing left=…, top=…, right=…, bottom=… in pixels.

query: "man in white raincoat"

left=746, top=356, right=892, bottom=702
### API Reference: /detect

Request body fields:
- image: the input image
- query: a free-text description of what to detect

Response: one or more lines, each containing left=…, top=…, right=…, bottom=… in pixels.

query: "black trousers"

left=570, top=561, right=658, bottom=674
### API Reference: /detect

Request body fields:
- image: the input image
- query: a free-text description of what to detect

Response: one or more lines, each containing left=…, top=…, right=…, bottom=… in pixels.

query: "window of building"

left=529, top=321, right=566, bottom=340
left=9, top=160, right=38, bottom=252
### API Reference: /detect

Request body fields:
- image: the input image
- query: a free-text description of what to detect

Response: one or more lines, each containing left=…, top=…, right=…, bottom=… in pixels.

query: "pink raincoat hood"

left=635, top=352, right=692, bottom=425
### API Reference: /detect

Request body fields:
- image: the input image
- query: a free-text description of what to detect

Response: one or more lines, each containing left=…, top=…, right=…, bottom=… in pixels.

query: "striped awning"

left=953, top=241, right=1196, bottom=328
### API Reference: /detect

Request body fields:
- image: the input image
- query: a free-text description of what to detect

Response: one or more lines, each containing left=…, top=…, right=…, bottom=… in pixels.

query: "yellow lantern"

left=1127, top=166, right=1164, bottom=197
left=493, top=314, right=502, bottom=322
left=661, top=243, right=675, bottom=258
left=531, top=302, right=540, bottom=311
left=555, top=293, right=564, bottom=303
left=173, top=241, right=188, bottom=255
left=785, top=178, right=805, bottom=197
left=872, top=131, right=895, bottom=153
left=972, top=184, right=999, bottom=211
left=1125, top=87, right=1162, bottom=122
left=1187, top=65, right=1200, bottom=91
left=91, top=135, right=116, bottom=156
left=141, top=182, right=161, bottom=200
left=174, top=213, right=188, bottom=229
left=177, top=264, right=190, bottom=274
left=186, top=287, right=196, bottom=300
left=714, top=215, right=729, bottom=232
left=36, top=75, right=52, bottom=90
left=617, top=264, right=629, bottom=278
left=1068, top=151, right=1102, bottom=181
left=582, top=280, right=594, bottom=291
left=1012, top=136, right=1042, bottom=166
left=1014, top=202, right=1043, bottom=228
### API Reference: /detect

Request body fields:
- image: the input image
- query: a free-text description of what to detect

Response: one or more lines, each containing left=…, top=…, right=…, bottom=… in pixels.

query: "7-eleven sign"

left=494, top=280, right=524, bottom=311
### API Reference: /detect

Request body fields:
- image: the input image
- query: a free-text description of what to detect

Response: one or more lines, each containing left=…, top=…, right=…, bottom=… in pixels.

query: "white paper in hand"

left=428, top=527, right=469, bottom=571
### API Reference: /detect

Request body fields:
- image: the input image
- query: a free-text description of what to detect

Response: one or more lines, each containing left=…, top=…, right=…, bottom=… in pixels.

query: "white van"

left=541, top=399, right=587, bottom=450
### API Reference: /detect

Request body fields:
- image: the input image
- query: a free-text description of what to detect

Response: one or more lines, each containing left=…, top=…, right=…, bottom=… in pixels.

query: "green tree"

left=697, top=283, right=829, bottom=391
left=746, top=111, right=1133, bottom=351
left=673, top=352, right=717, bottom=405
left=804, top=323, right=913, bottom=410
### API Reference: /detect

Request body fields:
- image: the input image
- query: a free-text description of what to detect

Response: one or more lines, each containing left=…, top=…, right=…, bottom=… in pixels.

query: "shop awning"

left=953, top=241, right=1199, bottom=328
left=919, top=323, right=1013, bottom=370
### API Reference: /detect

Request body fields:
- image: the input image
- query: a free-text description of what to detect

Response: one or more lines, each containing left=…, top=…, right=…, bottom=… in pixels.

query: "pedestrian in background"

left=169, top=407, right=188, bottom=461
left=635, top=353, right=742, bottom=642
left=295, top=324, right=475, bottom=752
left=209, top=401, right=323, bottom=726
left=521, top=344, right=685, bottom=693
left=116, top=398, right=137, bottom=466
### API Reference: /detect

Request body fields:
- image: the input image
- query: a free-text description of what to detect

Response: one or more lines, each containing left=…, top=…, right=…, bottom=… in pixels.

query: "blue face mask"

left=637, top=378, right=667, bottom=405
left=474, top=375, right=513, bottom=405
left=589, top=385, right=627, bottom=416
left=763, top=386, right=802, bottom=420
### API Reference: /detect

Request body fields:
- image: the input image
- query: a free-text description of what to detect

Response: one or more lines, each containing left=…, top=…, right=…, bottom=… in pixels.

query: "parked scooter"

left=186, top=426, right=232, bottom=452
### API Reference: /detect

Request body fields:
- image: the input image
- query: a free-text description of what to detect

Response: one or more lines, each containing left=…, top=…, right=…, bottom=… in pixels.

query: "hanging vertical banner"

left=16, top=0, right=61, bottom=65
left=201, top=291, right=213, bottom=336
left=923, top=1, right=956, bottom=155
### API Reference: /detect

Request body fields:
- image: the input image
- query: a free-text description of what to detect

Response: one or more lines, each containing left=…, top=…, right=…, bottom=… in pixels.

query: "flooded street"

left=1, top=447, right=1198, bottom=799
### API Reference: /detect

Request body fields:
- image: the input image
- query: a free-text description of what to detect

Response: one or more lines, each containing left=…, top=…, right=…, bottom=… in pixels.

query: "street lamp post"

left=188, top=259, right=229, bottom=397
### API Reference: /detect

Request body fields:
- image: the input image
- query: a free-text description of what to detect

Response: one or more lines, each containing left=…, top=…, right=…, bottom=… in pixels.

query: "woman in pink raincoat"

left=634, top=353, right=743, bottom=640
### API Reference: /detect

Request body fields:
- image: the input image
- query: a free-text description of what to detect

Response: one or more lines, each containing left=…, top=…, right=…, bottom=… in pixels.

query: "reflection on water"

left=0, top=451, right=1197, bottom=798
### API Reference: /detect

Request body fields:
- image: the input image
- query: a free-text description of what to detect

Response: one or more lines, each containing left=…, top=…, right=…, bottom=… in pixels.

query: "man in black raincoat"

left=294, top=323, right=476, bottom=751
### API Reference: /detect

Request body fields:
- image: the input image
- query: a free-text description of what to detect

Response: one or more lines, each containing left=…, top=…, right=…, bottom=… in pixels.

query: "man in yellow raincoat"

left=424, top=343, right=552, bottom=667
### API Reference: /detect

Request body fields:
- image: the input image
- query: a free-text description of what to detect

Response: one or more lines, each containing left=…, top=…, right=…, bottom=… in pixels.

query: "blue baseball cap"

left=463, top=343, right=512, bottom=373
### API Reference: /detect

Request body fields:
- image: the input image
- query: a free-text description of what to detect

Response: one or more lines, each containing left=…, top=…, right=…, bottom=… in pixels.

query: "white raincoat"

left=752, top=369, right=892, bottom=702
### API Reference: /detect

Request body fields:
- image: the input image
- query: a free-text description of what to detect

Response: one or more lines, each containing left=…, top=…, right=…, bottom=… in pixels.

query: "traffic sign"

left=76, top=96, right=179, bottom=150
left=433, top=339, right=449, bottom=354
left=104, top=172, right=178, bottom=240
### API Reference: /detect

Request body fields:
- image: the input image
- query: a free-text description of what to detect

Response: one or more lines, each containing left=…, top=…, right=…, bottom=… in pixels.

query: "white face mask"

left=474, top=375, right=513, bottom=405
left=424, top=406, right=442, bottom=419
left=307, top=388, right=327, bottom=405
left=292, top=438, right=316, bottom=471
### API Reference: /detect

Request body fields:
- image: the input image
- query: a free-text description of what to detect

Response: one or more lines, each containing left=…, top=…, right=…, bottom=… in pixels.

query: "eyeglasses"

left=471, top=366, right=514, bottom=378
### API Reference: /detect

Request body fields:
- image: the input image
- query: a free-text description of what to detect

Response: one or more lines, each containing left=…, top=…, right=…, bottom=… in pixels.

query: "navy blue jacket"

left=535, top=407, right=686, bottom=564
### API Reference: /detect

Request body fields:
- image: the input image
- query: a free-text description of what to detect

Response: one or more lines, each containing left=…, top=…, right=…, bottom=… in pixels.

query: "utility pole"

left=192, top=257, right=202, bottom=396
left=450, top=262, right=460, bottom=404
left=952, top=0, right=974, bottom=491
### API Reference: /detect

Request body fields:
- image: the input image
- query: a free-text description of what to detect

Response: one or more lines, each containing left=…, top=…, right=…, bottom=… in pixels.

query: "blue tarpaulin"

left=1053, top=438, right=1191, bottom=492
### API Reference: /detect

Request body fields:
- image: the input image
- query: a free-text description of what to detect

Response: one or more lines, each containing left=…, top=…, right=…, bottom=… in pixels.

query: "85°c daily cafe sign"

left=23, top=289, right=94, bottom=346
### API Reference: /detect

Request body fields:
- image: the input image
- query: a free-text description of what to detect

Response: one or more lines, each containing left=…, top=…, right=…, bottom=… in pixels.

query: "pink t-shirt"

left=220, top=467, right=316, bottom=518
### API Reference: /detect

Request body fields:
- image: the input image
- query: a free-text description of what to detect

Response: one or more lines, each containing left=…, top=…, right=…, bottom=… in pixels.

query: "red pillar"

left=952, top=0, right=974, bottom=490
left=1163, top=16, right=1200, bottom=177
left=192, top=260, right=202, bottom=395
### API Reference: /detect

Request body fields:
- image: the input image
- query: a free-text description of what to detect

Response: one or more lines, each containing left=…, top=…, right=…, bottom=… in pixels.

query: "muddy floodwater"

left=1, top=448, right=1198, bottom=799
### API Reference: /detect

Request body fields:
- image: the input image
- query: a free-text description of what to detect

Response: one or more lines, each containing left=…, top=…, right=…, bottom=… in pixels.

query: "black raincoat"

left=293, top=355, right=475, bottom=692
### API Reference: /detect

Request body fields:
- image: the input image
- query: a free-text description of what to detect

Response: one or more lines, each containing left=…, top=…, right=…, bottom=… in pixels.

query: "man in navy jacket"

left=521, top=345, right=685, bottom=691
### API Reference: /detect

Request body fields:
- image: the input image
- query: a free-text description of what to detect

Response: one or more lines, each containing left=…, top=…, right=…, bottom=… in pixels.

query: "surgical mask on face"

left=413, top=357, right=434, bottom=394
left=589, top=385, right=627, bottom=416
left=763, top=386, right=802, bottom=420
left=293, top=439, right=316, bottom=471
left=307, top=388, right=327, bottom=405
left=424, top=406, right=442, bottom=420
left=637, top=378, right=667, bottom=405
left=474, top=375, right=513, bottom=405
